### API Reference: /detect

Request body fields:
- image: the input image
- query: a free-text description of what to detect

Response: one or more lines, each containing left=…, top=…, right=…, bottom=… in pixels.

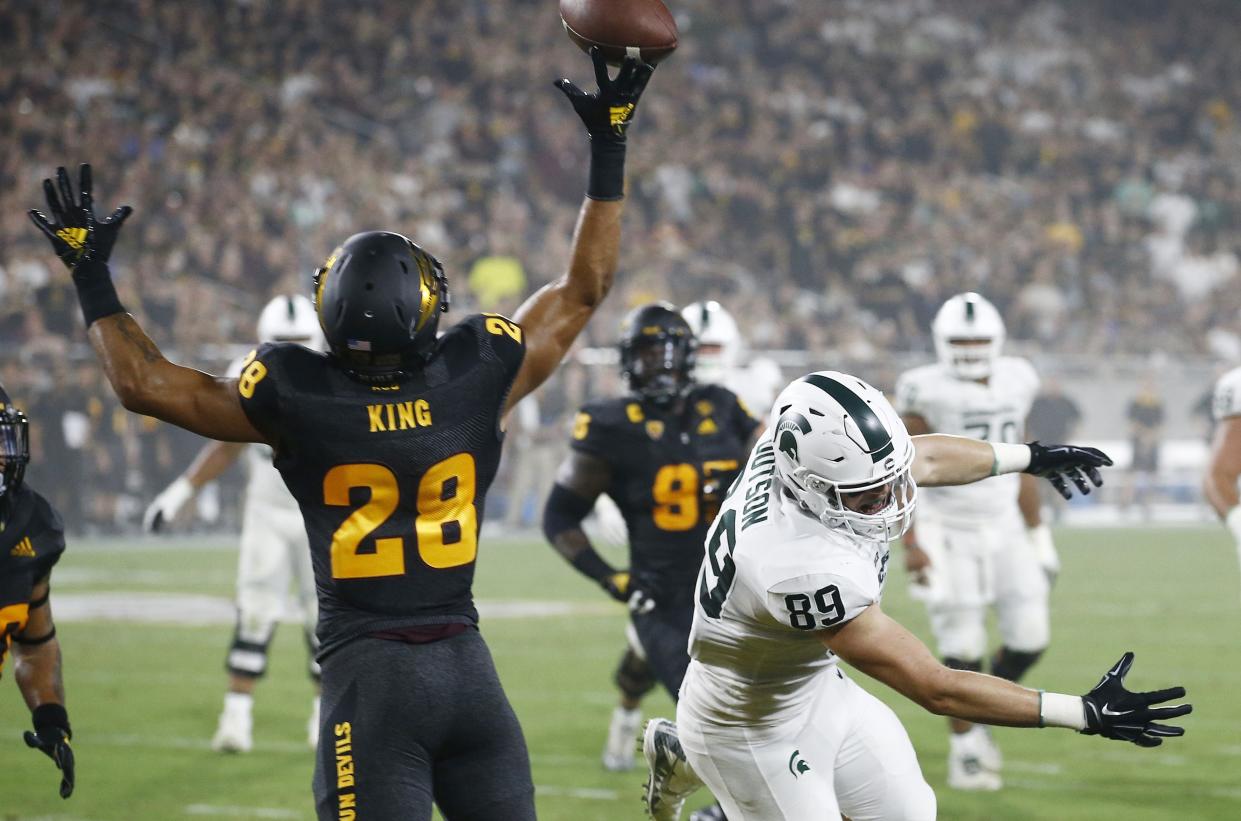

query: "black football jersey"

left=239, top=313, right=525, bottom=659
left=0, top=485, right=66, bottom=675
left=570, top=384, right=760, bottom=604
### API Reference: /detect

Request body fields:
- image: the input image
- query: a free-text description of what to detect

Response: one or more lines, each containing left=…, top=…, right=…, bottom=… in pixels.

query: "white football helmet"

left=770, top=372, right=916, bottom=541
left=932, top=292, right=1005, bottom=381
left=257, top=294, right=325, bottom=351
left=681, top=301, right=741, bottom=385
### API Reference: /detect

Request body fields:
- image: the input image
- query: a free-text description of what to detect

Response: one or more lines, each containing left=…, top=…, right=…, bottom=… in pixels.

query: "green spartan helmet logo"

left=776, top=411, right=811, bottom=464
left=788, top=749, right=811, bottom=779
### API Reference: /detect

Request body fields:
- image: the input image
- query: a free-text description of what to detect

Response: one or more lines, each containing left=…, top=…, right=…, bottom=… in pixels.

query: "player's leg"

left=213, top=500, right=291, bottom=752
left=676, top=669, right=844, bottom=820
left=831, top=672, right=937, bottom=821
left=288, top=522, right=323, bottom=748
left=630, top=598, right=695, bottom=700
left=921, top=521, right=997, bottom=791
left=429, top=629, right=536, bottom=820
left=603, top=622, right=656, bottom=771
left=312, top=637, right=435, bottom=821
left=992, top=519, right=1050, bottom=685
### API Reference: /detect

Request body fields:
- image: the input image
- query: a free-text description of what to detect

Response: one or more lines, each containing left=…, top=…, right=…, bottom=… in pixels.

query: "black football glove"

left=1080, top=652, right=1191, bottom=748
left=555, top=47, right=654, bottom=144
left=1025, top=441, right=1112, bottom=500
left=29, top=163, right=132, bottom=270
left=24, top=705, right=75, bottom=799
left=602, top=570, right=631, bottom=603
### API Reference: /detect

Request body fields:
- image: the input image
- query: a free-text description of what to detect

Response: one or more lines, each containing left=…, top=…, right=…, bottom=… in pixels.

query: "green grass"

left=2, top=526, right=1238, bottom=820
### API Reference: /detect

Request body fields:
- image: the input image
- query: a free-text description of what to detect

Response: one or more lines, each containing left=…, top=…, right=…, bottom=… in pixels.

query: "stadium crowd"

left=2, top=0, right=1239, bottom=529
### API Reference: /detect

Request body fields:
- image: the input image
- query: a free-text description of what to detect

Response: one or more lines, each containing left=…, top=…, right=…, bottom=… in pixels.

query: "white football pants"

left=678, top=665, right=936, bottom=820
left=916, top=510, right=1049, bottom=660
left=235, top=497, right=316, bottom=645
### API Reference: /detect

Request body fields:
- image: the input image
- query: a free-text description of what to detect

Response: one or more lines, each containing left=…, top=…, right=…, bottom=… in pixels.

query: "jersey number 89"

left=324, top=454, right=478, bottom=579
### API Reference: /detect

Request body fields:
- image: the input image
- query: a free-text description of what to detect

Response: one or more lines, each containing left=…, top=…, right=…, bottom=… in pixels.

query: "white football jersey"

left=227, top=355, right=300, bottom=509
left=1212, top=366, right=1241, bottom=421
left=684, top=435, right=889, bottom=729
left=894, top=356, right=1039, bottom=521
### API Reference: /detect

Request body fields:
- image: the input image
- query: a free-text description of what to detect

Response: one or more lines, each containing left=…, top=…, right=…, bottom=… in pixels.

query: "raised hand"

left=1080, top=652, right=1191, bottom=747
left=29, top=164, right=132, bottom=269
left=555, top=46, right=654, bottom=143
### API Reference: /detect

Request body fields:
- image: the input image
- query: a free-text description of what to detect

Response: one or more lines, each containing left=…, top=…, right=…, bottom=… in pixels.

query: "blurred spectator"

left=4, top=0, right=1240, bottom=530
left=1122, top=377, right=1165, bottom=520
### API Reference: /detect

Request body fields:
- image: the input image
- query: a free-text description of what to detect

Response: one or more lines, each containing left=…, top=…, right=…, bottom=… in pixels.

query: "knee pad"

left=226, top=618, right=275, bottom=679
left=614, top=648, right=657, bottom=701
left=943, top=656, right=983, bottom=673
left=990, top=647, right=1043, bottom=683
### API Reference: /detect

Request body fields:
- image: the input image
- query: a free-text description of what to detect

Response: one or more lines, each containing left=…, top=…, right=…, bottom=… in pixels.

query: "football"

left=560, top=0, right=679, bottom=66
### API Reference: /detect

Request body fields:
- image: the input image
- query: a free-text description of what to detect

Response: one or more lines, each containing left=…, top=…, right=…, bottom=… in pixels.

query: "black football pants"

left=631, top=597, right=695, bottom=701
left=312, top=628, right=535, bottom=821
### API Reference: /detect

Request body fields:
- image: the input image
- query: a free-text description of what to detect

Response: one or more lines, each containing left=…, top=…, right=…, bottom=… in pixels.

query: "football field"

left=2, top=525, right=1239, bottom=820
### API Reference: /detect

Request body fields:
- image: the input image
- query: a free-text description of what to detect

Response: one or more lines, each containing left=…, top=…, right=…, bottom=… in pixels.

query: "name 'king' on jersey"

left=0, top=485, right=65, bottom=675
left=237, top=313, right=525, bottom=659
left=569, top=384, right=759, bottom=605
left=682, top=435, right=890, bottom=729
left=894, top=356, right=1039, bottom=521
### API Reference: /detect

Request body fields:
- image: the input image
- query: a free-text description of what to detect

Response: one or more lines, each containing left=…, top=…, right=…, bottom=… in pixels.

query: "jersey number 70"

left=324, top=454, right=478, bottom=579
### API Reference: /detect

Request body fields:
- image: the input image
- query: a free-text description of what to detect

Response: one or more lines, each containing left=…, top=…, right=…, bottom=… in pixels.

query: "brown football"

left=560, top=0, right=678, bottom=66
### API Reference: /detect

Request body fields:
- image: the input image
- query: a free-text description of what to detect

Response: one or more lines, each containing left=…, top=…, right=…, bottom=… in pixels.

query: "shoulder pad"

left=763, top=561, right=878, bottom=632
left=1214, top=367, right=1241, bottom=420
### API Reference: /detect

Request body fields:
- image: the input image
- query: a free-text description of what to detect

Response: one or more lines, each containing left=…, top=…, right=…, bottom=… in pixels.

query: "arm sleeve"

left=764, top=565, right=879, bottom=633
left=568, top=403, right=615, bottom=460
left=1215, top=372, right=1241, bottom=421
left=473, top=313, right=527, bottom=408
left=29, top=495, right=67, bottom=582
left=235, top=343, right=283, bottom=441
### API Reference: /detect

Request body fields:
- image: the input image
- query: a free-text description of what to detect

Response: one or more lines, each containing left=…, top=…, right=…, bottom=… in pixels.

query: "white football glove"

left=1028, top=523, right=1060, bottom=586
left=143, top=477, right=195, bottom=533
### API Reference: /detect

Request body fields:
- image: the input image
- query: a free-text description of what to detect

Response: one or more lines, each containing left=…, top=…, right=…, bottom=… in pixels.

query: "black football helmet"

left=312, top=231, right=450, bottom=383
left=619, top=302, right=697, bottom=404
left=0, top=382, right=30, bottom=521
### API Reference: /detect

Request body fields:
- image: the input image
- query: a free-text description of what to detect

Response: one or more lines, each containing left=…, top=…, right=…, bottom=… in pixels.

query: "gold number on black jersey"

left=237, top=349, right=269, bottom=399
left=483, top=314, right=523, bottom=343
left=324, top=455, right=478, bottom=579
left=652, top=464, right=699, bottom=531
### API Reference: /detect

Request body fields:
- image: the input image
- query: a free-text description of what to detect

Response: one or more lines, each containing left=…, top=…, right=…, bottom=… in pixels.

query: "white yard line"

left=184, top=805, right=306, bottom=819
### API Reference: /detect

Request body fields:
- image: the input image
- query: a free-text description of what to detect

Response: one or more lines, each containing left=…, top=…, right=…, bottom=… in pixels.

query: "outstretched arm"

left=825, top=605, right=1191, bottom=745
left=503, top=50, right=655, bottom=416
left=1204, top=416, right=1241, bottom=518
left=144, top=439, right=247, bottom=532
left=911, top=434, right=1112, bottom=499
left=29, top=164, right=266, bottom=444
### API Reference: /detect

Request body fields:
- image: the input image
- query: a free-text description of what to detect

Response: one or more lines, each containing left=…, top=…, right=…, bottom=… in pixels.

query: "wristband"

left=586, top=140, right=627, bottom=201
left=32, top=703, right=71, bottom=737
left=1038, top=691, right=1086, bottom=730
left=71, top=259, right=126, bottom=326
left=570, top=546, right=618, bottom=585
left=1225, top=506, right=1241, bottom=542
left=990, top=443, right=1032, bottom=476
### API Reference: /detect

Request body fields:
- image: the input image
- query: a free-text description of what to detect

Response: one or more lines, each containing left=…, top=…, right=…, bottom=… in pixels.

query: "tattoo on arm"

left=114, top=314, right=164, bottom=364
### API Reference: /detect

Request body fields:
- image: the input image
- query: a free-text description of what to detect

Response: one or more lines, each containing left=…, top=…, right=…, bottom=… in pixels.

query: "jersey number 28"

left=324, top=454, right=478, bottom=579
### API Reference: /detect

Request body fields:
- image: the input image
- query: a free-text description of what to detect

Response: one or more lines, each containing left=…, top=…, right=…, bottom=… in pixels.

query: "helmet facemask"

left=626, top=335, right=694, bottom=405
left=937, top=336, right=1001, bottom=381
left=783, top=446, right=917, bottom=541
left=0, top=404, right=30, bottom=503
